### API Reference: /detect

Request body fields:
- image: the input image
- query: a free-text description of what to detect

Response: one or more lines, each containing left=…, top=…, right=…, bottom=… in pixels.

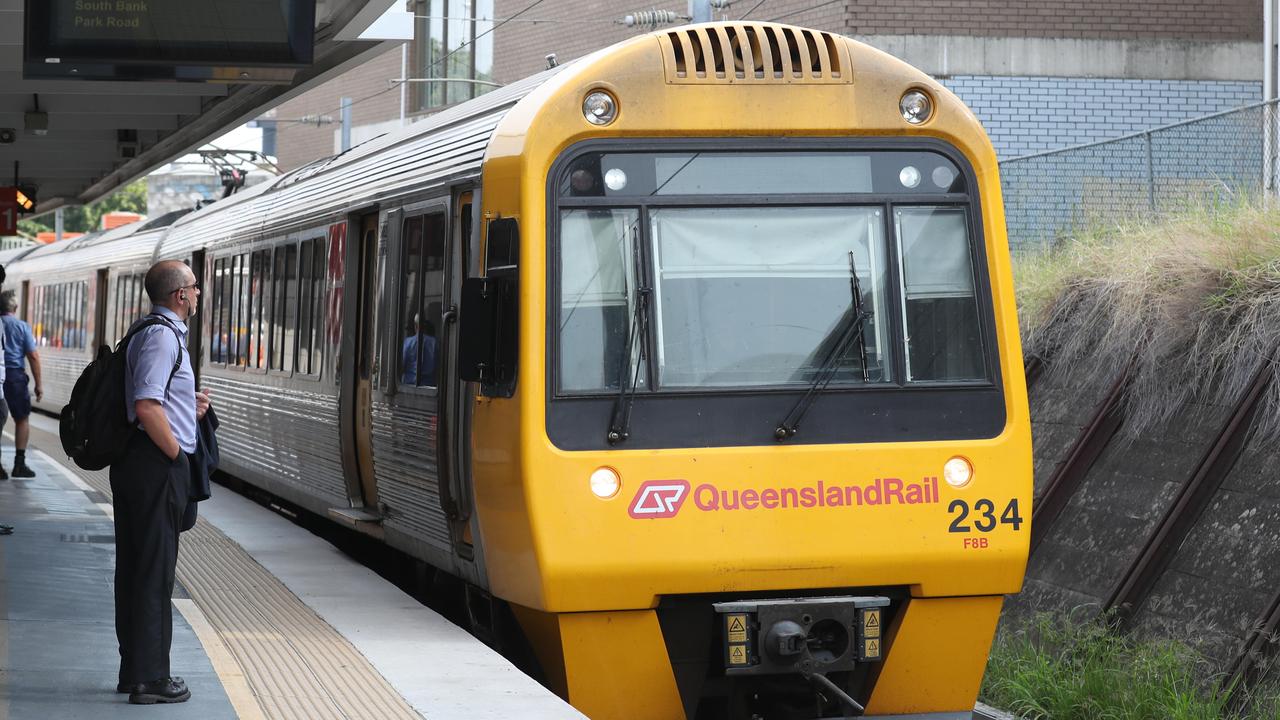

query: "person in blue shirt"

left=401, top=316, right=437, bottom=387
left=112, top=261, right=210, bottom=705
left=0, top=291, right=43, bottom=479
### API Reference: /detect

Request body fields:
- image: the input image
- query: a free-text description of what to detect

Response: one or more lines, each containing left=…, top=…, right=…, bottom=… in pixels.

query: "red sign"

left=0, top=187, right=20, bottom=235
left=628, top=480, right=690, bottom=519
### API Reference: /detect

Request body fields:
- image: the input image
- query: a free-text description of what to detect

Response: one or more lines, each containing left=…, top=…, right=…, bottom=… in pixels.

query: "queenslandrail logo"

left=628, top=477, right=940, bottom=519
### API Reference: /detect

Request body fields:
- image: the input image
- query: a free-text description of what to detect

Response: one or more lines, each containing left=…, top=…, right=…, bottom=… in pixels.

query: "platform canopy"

left=0, top=0, right=403, bottom=214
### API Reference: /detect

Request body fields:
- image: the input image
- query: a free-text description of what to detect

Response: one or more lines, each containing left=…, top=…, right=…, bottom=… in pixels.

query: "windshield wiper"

left=607, top=226, right=651, bottom=444
left=775, top=250, right=872, bottom=441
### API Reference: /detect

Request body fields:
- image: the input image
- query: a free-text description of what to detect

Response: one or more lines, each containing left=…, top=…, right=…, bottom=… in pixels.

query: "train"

left=4, top=22, right=1032, bottom=720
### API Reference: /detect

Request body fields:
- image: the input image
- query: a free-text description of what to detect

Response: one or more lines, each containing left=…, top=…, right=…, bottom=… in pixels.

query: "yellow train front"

left=459, top=23, right=1031, bottom=719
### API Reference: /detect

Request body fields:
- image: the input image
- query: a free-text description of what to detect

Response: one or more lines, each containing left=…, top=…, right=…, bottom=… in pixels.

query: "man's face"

left=181, top=268, right=200, bottom=317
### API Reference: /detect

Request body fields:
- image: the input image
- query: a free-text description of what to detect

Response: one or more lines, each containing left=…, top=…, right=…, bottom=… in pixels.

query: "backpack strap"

left=122, top=315, right=186, bottom=400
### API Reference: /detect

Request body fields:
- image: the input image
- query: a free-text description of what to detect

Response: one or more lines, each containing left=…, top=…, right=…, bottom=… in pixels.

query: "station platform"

left=0, top=413, right=585, bottom=720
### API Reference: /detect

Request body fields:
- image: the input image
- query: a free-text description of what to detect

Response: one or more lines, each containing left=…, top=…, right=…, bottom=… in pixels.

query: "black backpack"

left=59, top=317, right=183, bottom=470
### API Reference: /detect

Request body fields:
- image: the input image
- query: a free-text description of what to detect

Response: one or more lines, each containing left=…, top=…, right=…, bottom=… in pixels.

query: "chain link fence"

left=999, top=100, right=1280, bottom=254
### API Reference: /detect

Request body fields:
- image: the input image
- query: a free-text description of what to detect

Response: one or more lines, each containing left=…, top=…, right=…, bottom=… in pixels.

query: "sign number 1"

left=0, top=205, right=16, bottom=236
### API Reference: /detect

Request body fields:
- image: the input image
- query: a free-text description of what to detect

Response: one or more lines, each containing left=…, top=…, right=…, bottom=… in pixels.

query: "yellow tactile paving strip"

left=28, top=427, right=421, bottom=720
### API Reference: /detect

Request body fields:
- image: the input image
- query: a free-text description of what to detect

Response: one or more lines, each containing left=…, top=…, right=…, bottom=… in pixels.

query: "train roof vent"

left=659, top=24, right=851, bottom=85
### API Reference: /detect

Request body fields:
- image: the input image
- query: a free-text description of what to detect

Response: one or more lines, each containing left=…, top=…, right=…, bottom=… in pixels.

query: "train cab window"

left=398, top=213, right=446, bottom=388
left=558, top=208, right=642, bottom=393
left=895, top=207, right=985, bottom=381
left=653, top=207, right=890, bottom=388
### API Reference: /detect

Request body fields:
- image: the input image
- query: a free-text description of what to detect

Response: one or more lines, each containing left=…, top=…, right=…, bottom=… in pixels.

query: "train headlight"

left=943, top=456, right=973, bottom=488
left=899, top=90, right=933, bottom=125
left=604, top=168, right=628, bottom=191
left=583, top=91, right=618, bottom=126
left=899, top=166, right=921, bottom=189
left=590, top=467, right=621, bottom=498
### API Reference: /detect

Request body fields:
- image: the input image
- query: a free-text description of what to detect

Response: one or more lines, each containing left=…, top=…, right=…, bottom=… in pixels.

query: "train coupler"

left=713, top=596, right=890, bottom=676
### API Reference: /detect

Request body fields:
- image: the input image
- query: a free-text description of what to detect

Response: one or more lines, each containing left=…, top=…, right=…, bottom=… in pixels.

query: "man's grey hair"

left=144, top=260, right=190, bottom=303
left=0, top=290, right=17, bottom=314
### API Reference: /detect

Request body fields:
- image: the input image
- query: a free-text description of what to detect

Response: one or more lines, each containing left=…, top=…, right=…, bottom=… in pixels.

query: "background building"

left=270, top=0, right=1261, bottom=172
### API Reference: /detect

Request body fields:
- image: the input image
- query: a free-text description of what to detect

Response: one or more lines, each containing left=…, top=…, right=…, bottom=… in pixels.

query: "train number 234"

left=947, top=498, right=1023, bottom=533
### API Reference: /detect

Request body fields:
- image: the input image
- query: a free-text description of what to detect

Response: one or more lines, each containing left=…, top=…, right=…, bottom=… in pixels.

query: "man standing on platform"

left=112, top=260, right=210, bottom=705
left=0, top=291, right=42, bottom=479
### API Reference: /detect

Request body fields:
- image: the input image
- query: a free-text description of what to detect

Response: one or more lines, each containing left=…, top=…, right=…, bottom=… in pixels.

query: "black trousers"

left=109, top=432, right=189, bottom=684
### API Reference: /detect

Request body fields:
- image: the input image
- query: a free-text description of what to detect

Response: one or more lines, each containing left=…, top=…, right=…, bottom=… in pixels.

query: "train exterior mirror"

left=459, top=218, right=518, bottom=397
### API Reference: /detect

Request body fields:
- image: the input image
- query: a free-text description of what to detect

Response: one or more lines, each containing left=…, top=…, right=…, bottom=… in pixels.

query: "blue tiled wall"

left=943, top=76, right=1263, bottom=159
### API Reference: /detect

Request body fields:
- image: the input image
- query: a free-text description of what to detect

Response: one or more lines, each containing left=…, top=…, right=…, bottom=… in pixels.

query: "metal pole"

left=54, top=206, right=63, bottom=242
left=340, top=97, right=353, bottom=152
left=1264, top=0, right=1274, bottom=196
left=1144, top=131, right=1155, bottom=213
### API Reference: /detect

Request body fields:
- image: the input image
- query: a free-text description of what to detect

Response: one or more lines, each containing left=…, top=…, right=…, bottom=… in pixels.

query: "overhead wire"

left=276, top=0, right=550, bottom=124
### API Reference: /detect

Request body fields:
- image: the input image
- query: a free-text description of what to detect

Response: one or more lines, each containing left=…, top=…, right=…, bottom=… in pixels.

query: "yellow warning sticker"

left=729, top=644, right=749, bottom=665
left=726, top=615, right=748, bottom=643
left=862, top=609, right=881, bottom=639
left=864, top=638, right=881, bottom=658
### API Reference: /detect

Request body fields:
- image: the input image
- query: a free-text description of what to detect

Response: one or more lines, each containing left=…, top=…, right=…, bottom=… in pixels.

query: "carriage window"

left=210, top=260, right=225, bottom=363
left=398, top=213, right=446, bottom=388
left=895, top=207, right=984, bottom=381
left=271, top=244, right=299, bottom=372
left=250, top=249, right=271, bottom=369
left=297, top=237, right=326, bottom=376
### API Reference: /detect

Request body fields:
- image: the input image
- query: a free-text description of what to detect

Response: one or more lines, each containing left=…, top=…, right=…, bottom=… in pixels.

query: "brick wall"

left=490, top=0, right=850, bottom=85
left=842, top=0, right=1258, bottom=41
left=945, top=76, right=1262, bottom=158
left=491, top=0, right=1260, bottom=84
left=272, top=47, right=404, bottom=172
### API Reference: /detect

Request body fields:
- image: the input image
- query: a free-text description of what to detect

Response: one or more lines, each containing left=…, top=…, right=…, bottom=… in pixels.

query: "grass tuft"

left=1015, top=199, right=1280, bottom=439
left=979, top=612, right=1280, bottom=720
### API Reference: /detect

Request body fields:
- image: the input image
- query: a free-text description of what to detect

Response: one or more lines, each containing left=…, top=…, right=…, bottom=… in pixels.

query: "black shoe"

left=129, top=677, right=190, bottom=704
left=0, top=465, right=7, bottom=480
left=11, top=462, right=34, bottom=478
left=119, top=676, right=183, bottom=691
left=0, top=524, right=12, bottom=535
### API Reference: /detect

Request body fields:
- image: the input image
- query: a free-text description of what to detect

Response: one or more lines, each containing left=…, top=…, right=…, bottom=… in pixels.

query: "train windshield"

left=554, top=149, right=985, bottom=395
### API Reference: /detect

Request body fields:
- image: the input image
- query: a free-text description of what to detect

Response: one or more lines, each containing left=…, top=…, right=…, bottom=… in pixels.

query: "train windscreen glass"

left=555, top=148, right=985, bottom=395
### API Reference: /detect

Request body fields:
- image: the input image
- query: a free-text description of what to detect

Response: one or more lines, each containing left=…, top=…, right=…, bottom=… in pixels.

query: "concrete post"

left=1144, top=131, right=1156, bottom=213
left=689, top=0, right=710, bottom=24
left=340, top=97, right=353, bottom=152
left=55, top=206, right=63, bottom=242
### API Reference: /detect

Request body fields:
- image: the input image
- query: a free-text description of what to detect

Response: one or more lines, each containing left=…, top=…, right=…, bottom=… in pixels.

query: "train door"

left=335, top=211, right=383, bottom=525
left=92, top=269, right=109, bottom=348
left=441, top=190, right=477, bottom=560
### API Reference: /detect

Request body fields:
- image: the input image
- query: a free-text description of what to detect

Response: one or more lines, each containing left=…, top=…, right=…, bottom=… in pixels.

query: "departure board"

left=24, top=0, right=314, bottom=82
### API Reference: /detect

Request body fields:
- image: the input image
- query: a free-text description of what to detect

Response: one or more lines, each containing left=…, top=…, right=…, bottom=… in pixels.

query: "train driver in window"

left=402, top=314, right=437, bottom=387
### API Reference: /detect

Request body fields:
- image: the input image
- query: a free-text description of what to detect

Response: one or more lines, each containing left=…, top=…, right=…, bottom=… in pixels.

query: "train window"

left=210, top=259, right=225, bottom=363
left=894, top=207, right=985, bottom=382
left=270, top=244, right=299, bottom=372
left=558, top=208, right=642, bottom=392
left=654, top=206, right=890, bottom=388
left=232, top=253, right=247, bottom=367
left=297, top=237, right=326, bottom=376
left=398, top=213, right=445, bottom=388
left=248, top=249, right=271, bottom=369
